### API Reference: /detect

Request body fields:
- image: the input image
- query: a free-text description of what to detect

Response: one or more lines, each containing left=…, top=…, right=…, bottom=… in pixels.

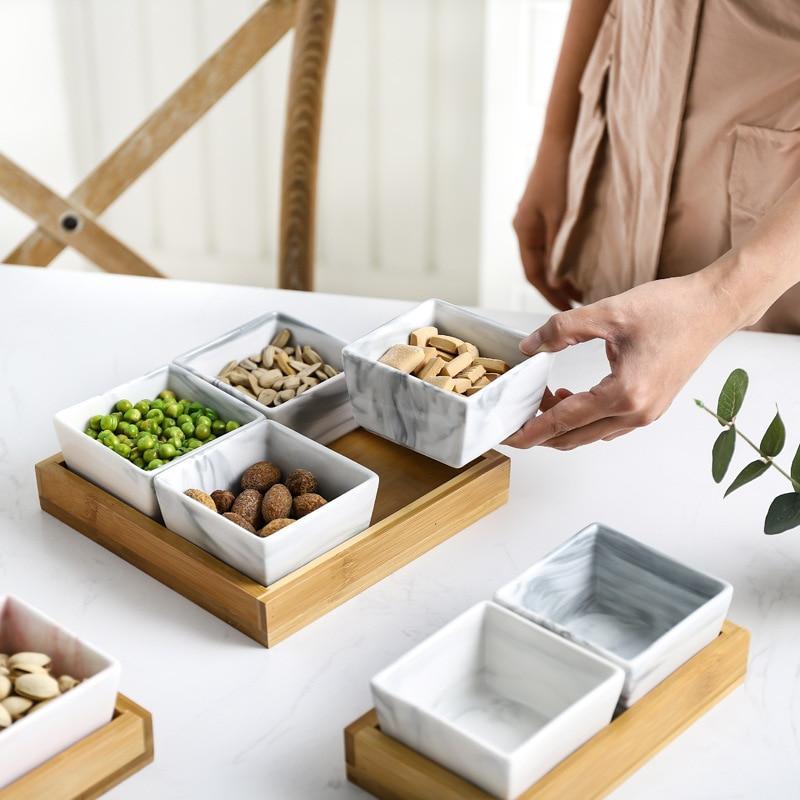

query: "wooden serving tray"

left=1, top=694, right=153, bottom=799
left=345, top=620, right=749, bottom=800
left=36, top=429, right=510, bottom=647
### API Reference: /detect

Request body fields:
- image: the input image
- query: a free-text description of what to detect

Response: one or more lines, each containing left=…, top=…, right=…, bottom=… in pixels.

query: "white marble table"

left=1, top=267, right=798, bottom=799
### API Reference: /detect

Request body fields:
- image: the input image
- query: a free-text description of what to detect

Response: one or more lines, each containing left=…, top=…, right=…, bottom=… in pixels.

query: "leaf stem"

left=696, top=401, right=800, bottom=491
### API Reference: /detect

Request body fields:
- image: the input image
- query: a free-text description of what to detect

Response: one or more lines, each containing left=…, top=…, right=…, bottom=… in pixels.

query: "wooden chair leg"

left=279, top=0, right=336, bottom=291
left=0, top=154, right=161, bottom=277
left=3, top=0, right=296, bottom=270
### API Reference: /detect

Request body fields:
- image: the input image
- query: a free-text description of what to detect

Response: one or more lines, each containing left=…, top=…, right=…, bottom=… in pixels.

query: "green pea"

left=142, top=448, right=158, bottom=463
left=84, top=428, right=98, bottom=439
left=111, top=411, right=123, bottom=419
left=132, top=457, right=145, bottom=469
left=206, top=434, right=216, bottom=442
left=180, top=421, right=195, bottom=437
left=203, top=407, right=219, bottom=421
left=145, top=459, right=165, bottom=471
left=225, top=420, right=240, bottom=432
left=97, top=429, right=114, bottom=444
left=164, top=403, right=180, bottom=419
left=116, top=433, right=130, bottom=443
left=103, top=434, right=119, bottom=448
left=187, top=401, right=203, bottom=412
left=113, top=442, right=131, bottom=458
left=136, top=434, right=156, bottom=451
left=151, top=398, right=166, bottom=410
left=195, top=423, right=211, bottom=441
left=174, top=401, right=186, bottom=416
left=177, top=414, right=192, bottom=427
left=159, top=389, right=176, bottom=401
left=100, top=415, right=118, bottom=432
left=137, top=419, right=154, bottom=432
left=196, top=415, right=211, bottom=428
left=164, top=426, right=184, bottom=441
left=115, top=399, right=133, bottom=413
left=167, top=437, right=183, bottom=451
left=123, top=408, right=142, bottom=423
left=134, top=400, right=150, bottom=415
left=152, top=424, right=163, bottom=436
left=89, top=415, right=103, bottom=431
left=146, top=408, right=164, bottom=424
left=158, top=443, right=177, bottom=459
left=186, top=438, right=202, bottom=450
left=211, top=419, right=226, bottom=435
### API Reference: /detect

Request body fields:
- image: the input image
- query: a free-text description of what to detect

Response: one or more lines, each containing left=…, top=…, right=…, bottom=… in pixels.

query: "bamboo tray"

left=1, top=694, right=153, bottom=799
left=345, top=620, right=749, bottom=800
left=36, top=429, right=510, bottom=647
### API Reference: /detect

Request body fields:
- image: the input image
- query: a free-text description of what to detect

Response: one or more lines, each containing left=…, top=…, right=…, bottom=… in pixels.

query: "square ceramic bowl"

left=342, top=299, right=552, bottom=468
left=154, top=419, right=378, bottom=585
left=494, top=523, right=733, bottom=707
left=174, top=311, right=356, bottom=445
left=0, top=595, right=120, bottom=789
left=53, top=364, right=262, bottom=519
left=371, top=601, right=623, bottom=799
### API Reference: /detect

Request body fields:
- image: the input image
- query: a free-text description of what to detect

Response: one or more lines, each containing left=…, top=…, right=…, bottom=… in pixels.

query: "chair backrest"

left=0, top=0, right=335, bottom=292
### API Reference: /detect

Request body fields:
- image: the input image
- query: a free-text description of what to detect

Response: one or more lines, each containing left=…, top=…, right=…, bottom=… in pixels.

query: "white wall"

left=0, top=0, right=567, bottom=312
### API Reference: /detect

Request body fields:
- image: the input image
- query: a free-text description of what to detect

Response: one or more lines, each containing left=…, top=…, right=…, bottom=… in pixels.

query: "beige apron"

left=551, top=0, right=800, bottom=333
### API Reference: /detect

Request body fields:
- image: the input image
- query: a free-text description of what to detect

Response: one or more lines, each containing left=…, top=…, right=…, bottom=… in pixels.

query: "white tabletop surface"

left=2, top=267, right=799, bottom=799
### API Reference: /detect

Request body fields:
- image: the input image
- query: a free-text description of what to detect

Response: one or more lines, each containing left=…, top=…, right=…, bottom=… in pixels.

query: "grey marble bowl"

left=174, top=311, right=356, bottom=445
left=342, top=299, right=552, bottom=467
left=494, top=523, right=733, bottom=707
left=154, top=419, right=378, bottom=585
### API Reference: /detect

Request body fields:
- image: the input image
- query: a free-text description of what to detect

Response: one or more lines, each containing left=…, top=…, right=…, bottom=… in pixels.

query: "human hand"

left=506, top=271, right=743, bottom=449
left=513, top=134, right=582, bottom=311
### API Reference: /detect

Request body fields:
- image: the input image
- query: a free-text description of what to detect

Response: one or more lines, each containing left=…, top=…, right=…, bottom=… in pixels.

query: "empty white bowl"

left=371, top=601, right=623, bottom=799
left=0, top=595, right=121, bottom=789
left=494, top=523, right=733, bottom=707
left=154, top=419, right=379, bottom=585
left=342, top=299, right=552, bottom=468
left=174, top=311, right=356, bottom=445
left=53, top=364, right=262, bottom=518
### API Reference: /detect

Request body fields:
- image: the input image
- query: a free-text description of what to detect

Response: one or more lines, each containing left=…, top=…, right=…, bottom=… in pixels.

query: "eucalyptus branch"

left=695, top=401, right=800, bottom=491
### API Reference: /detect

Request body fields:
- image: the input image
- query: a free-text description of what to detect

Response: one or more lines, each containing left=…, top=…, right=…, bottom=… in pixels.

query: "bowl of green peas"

left=54, top=365, right=262, bottom=518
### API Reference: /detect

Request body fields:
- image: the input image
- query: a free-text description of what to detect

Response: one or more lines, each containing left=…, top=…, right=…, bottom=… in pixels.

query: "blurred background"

left=0, top=0, right=567, bottom=312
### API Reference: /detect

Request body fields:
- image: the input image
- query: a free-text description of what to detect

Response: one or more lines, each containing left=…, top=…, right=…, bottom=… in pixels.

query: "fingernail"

left=520, top=332, right=542, bottom=355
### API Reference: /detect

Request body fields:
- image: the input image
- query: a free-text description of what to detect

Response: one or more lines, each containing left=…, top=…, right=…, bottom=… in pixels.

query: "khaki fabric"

left=551, top=0, right=800, bottom=333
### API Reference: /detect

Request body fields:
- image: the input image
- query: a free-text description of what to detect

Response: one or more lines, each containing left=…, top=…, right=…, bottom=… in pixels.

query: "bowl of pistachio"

left=0, top=595, right=120, bottom=788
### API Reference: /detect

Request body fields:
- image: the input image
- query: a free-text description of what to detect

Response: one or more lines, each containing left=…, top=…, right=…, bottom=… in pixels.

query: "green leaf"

left=791, top=443, right=800, bottom=488
left=759, top=409, right=786, bottom=457
left=712, top=427, right=736, bottom=483
left=724, top=459, right=769, bottom=497
left=764, top=492, right=800, bottom=534
left=717, top=369, right=748, bottom=423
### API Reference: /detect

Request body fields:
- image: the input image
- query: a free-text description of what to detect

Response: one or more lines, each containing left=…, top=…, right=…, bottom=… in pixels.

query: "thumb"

left=520, top=306, right=608, bottom=355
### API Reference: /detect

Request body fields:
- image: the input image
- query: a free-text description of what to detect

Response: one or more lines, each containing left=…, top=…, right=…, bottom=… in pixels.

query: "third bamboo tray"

left=345, top=620, right=749, bottom=800
left=36, top=428, right=510, bottom=647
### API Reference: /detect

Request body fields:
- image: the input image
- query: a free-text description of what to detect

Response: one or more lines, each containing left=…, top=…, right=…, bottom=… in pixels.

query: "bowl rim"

left=53, top=363, right=262, bottom=481
left=154, top=418, right=379, bottom=552
left=0, top=594, right=120, bottom=740
left=371, top=600, right=623, bottom=762
left=173, top=310, right=349, bottom=412
left=493, top=522, right=733, bottom=669
left=342, top=298, right=549, bottom=405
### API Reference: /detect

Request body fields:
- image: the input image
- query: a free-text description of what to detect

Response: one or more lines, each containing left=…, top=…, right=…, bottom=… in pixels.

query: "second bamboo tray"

left=1, top=694, right=153, bottom=799
left=36, top=428, right=510, bottom=647
left=345, top=621, right=749, bottom=800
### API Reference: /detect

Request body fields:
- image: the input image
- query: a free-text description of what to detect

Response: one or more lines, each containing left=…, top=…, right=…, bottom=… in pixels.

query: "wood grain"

left=0, top=154, right=161, bottom=278
left=279, top=0, right=335, bottom=291
left=35, top=429, right=509, bottom=648
left=3, top=0, right=296, bottom=269
left=345, top=621, right=750, bottom=800
left=1, top=694, right=153, bottom=799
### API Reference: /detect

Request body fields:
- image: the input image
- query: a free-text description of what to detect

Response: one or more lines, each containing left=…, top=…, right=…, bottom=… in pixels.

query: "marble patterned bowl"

left=494, top=523, right=733, bottom=707
left=342, top=299, right=552, bottom=468
left=53, top=364, right=262, bottom=519
left=173, top=311, right=356, bottom=445
left=371, top=601, right=623, bottom=800
left=0, top=595, right=121, bottom=789
left=154, top=419, right=379, bottom=585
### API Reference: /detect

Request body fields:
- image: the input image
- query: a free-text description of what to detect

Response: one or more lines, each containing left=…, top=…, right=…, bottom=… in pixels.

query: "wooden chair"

left=0, top=0, right=334, bottom=291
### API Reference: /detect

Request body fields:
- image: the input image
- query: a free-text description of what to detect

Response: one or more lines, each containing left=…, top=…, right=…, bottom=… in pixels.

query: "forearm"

left=541, top=0, right=611, bottom=143
left=706, top=176, right=800, bottom=330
